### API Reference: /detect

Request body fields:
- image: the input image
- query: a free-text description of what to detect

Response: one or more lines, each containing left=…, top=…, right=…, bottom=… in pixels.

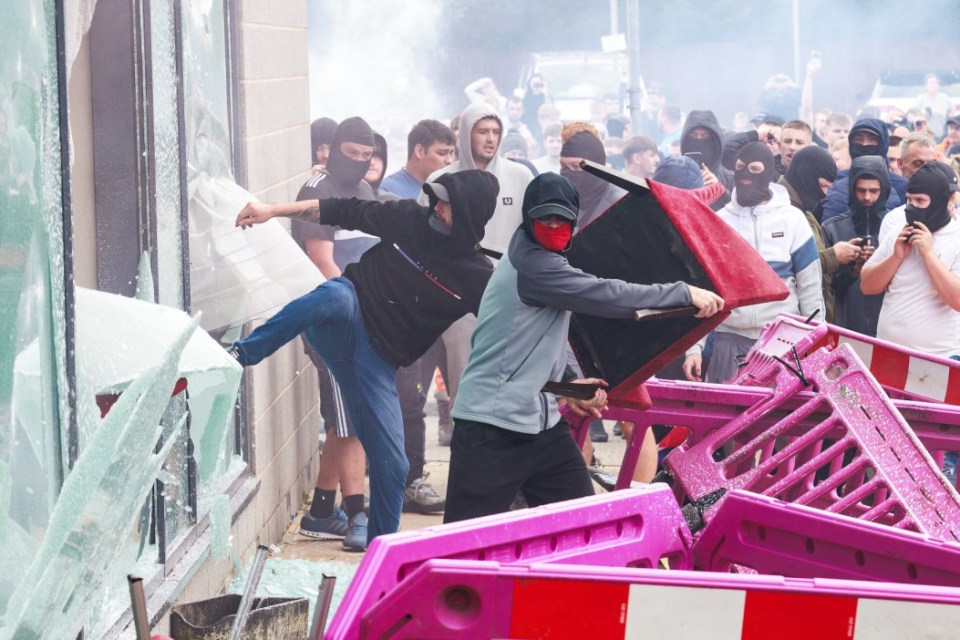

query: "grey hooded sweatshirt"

left=452, top=174, right=692, bottom=434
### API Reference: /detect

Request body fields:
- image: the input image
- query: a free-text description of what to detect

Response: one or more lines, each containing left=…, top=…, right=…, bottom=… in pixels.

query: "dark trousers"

left=444, top=418, right=595, bottom=524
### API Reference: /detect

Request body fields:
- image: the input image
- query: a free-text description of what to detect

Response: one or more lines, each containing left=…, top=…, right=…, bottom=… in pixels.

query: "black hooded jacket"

left=316, top=170, right=499, bottom=367
left=680, top=110, right=734, bottom=209
left=821, top=155, right=891, bottom=337
left=820, top=118, right=907, bottom=222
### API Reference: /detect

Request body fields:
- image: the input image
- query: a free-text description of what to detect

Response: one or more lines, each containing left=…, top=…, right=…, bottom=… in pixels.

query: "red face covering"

left=532, top=219, right=573, bottom=251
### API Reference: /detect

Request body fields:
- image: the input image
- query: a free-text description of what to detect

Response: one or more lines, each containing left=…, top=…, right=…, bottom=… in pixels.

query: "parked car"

left=518, top=51, right=643, bottom=122
left=863, top=70, right=960, bottom=118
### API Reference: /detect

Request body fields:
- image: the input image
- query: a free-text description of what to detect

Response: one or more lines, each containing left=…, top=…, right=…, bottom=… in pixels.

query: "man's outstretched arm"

left=236, top=200, right=319, bottom=228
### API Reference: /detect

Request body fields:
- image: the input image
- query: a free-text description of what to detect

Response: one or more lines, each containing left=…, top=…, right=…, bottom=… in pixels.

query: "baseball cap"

left=422, top=181, right=450, bottom=203
left=929, top=160, right=960, bottom=193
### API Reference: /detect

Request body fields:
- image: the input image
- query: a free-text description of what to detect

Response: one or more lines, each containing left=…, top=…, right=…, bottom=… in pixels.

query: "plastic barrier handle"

left=542, top=381, right=602, bottom=400
left=634, top=306, right=699, bottom=321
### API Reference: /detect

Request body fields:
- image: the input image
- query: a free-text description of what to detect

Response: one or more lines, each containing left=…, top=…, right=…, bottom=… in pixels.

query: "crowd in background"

left=261, top=61, right=960, bottom=549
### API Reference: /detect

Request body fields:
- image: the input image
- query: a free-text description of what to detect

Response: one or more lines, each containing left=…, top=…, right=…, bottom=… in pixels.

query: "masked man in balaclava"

left=290, top=116, right=381, bottom=549
left=444, top=172, right=723, bottom=524
left=819, top=117, right=908, bottom=223
left=862, top=162, right=960, bottom=358
left=684, top=142, right=823, bottom=384
left=780, top=144, right=861, bottom=323
left=230, top=170, right=500, bottom=550
left=557, top=126, right=628, bottom=444
left=822, top=156, right=892, bottom=336
left=559, top=129, right=626, bottom=230
left=681, top=109, right=735, bottom=210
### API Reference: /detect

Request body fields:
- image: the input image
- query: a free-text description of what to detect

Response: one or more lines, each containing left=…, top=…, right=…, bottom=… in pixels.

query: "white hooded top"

left=422, top=101, right=534, bottom=255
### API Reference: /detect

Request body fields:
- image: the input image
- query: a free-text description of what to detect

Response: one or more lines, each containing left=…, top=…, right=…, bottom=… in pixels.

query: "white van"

left=519, top=51, right=644, bottom=122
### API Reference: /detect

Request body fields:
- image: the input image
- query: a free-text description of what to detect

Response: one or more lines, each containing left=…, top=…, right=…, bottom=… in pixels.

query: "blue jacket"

left=820, top=118, right=907, bottom=222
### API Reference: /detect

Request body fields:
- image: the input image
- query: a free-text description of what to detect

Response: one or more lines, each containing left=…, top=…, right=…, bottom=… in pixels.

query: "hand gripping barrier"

left=324, top=486, right=692, bottom=640
left=359, top=560, right=960, bottom=639
left=663, top=344, right=960, bottom=540
left=695, top=490, right=960, bottom=587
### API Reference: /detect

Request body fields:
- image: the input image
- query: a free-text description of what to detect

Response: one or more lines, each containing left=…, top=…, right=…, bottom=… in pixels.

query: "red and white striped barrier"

left=779, top=313, right=960, bottom=404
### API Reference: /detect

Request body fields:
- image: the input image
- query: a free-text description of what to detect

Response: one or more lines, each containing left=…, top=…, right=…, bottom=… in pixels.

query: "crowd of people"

left=227, top=65, right=960, bottom=551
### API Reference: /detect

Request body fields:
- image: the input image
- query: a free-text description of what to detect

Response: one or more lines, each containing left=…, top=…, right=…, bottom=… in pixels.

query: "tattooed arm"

left=235, top=200, right=321, bottom=228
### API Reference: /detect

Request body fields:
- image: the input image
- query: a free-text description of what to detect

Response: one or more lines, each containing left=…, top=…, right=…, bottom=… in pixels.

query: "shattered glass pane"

left=0, top=0, right=68, bottom=628
left=1, top=320, right=198, bottom=638
left=182, top=1, right=323, bottom=335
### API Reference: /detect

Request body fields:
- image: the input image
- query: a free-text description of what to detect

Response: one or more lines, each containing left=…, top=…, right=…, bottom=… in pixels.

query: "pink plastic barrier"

left=695, top=490, right=960, bottom=586
left=325, top=487, right=692, bottom=640
left=565, top=379, right=960, bottom=492
left=359, top=559, right=960, bottom=639
left=642, top=380, right=960, bottom=488
left=730, top=314, right=830, bottom=388
left=664, top=344, right=960, bottom=540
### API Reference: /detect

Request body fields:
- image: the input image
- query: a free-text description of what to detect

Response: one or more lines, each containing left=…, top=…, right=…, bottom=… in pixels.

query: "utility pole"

left=792, top=0, right=801, bottom=83
left=626, top=0, right=643, bottom=136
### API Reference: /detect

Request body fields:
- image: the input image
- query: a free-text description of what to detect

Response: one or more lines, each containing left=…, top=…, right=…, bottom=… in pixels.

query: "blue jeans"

left=234, top=278, right=408, bottom=541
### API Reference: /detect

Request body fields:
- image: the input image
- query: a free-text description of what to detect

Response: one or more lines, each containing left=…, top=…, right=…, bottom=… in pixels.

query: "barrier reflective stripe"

left=508, top=578, right=960, bottom=639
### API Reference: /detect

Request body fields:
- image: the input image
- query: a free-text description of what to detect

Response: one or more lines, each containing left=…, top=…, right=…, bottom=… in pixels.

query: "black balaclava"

left=847, top=118, right=889, bottom=162
left=310, top=117, right=337, bottom=164
left=905, top=163, right=952, bottom=234
left=521, top=172, right=580, bottom=252
left=560, top=132, right=607, bottom=214
left=784, top=145, right=837, bottom=213
left=734, top=142, right=777, bottom=207
left=326, top=116, right=374, bottom=186
left=680, top=110, right=723, bottom=170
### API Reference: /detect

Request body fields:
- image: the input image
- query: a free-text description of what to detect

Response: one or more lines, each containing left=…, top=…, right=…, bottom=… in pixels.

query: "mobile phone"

left=684, top=151, right=703, bottom=166
left=810, top=50, right=822, bottom=60
left=862, top=235, right=873, bottom=247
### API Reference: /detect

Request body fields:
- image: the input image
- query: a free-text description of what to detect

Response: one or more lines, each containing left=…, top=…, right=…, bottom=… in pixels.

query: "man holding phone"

left=679, top=109, right=734, bottom=209
left=823, top=156, right=892, bottom=336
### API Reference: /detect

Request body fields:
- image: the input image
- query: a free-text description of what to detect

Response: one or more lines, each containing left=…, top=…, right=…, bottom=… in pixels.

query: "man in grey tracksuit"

left=443, top=172, right=724, bottom=523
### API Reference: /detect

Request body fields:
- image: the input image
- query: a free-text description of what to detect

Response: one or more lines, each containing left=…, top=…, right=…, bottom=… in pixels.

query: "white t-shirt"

left=868, top=218, right=960, bottom=356
left=878, top=204, right=905, bottom=245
